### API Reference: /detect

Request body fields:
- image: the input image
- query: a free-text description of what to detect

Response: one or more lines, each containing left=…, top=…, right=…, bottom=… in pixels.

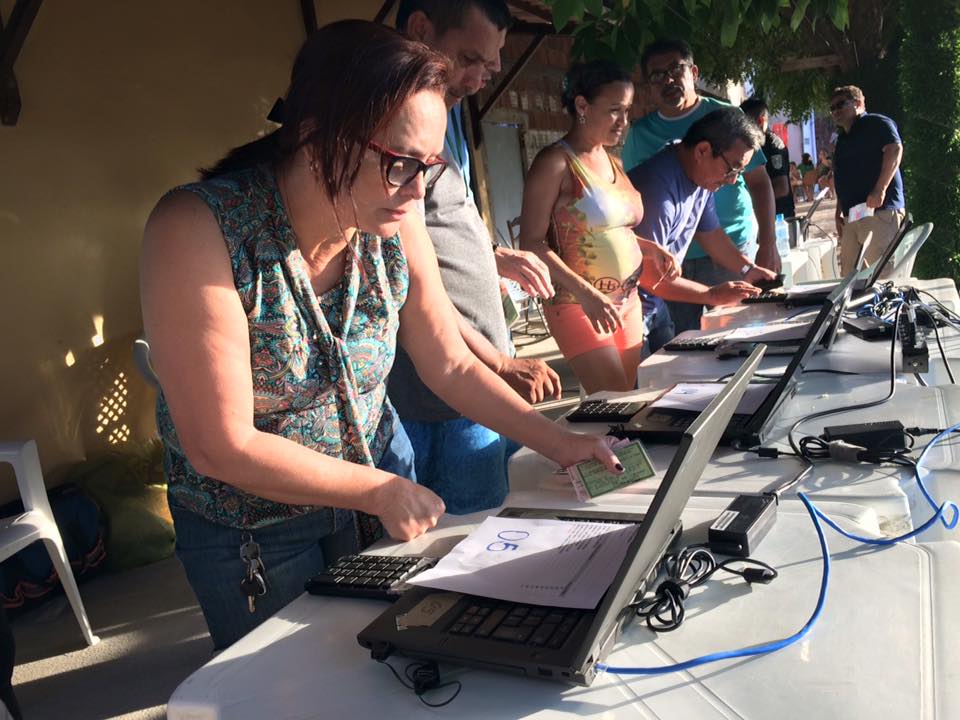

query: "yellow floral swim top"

left=550, top=140, right=645, bottom=306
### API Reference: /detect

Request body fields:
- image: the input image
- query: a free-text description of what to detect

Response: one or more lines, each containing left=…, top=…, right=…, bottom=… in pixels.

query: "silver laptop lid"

left=865, top=214, right=913, bottom=286
left=582, top=345, right=767, bottom=663
left=747, top=270, right=857, bottom=442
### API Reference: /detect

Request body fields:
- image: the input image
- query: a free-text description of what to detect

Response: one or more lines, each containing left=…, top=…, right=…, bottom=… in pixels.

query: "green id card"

left=569, top=441, right=656, bottom=501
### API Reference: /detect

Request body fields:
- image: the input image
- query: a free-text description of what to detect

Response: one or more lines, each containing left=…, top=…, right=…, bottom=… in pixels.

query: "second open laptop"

left=744, top=214, right=913, bottom=307
left=357, top=346, right=766, bottom=687
left=620, top=272, right=856, bottom=448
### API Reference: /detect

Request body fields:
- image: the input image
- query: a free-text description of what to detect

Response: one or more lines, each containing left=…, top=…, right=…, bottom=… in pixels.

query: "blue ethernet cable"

left=597, top=492, right=830, bottom=676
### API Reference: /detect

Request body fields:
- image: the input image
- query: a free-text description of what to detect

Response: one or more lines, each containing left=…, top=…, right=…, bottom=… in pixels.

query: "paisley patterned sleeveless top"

left=156, top=164, right=409, bottom=530
left=550, top=141, right=645, bottom=306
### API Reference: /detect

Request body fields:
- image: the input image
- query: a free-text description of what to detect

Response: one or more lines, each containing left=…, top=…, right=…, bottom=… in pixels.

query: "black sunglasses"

left=368, top=142, right=447, bottom=189
left=715, top=150, right=746, bottom=180
left=829, top=99, right=851, bottom=113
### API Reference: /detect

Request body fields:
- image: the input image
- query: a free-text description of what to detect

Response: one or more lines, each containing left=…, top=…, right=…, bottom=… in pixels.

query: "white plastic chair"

left=886, top=222, right=933, bottom=280
left=0, top=440, right=99, bottom=645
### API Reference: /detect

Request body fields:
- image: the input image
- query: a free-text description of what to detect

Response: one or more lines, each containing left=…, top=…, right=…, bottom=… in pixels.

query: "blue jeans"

left=402, top=418, right=520, bottom=515
left=170, top=417, right=416, bottom=650
left=641, top=296, right=677, bottom=357
left=668, top=238, right=760, bottom=334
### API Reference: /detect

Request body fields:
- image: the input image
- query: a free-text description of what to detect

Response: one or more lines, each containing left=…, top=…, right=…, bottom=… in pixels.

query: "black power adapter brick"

left=822, top=420, right=908, bottom=452
left=708, top=493, right=778, bottom=557
left=843, top=315, right=893, bottom=341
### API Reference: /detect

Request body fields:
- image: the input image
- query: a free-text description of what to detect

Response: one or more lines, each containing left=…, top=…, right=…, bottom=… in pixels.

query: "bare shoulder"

left=143, top=189, right=219, bottom=247
left=527, top=144, right=569, bottom=186
left=141, top=188, right=232, bottom=290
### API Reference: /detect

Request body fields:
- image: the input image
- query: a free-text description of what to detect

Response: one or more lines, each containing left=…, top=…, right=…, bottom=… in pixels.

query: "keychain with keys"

left=239, top=533, right=268, bottom=613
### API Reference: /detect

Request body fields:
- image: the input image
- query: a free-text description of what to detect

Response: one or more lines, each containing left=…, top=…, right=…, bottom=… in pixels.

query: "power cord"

left=627, top=545, right=777, bottom=632
left=598, top=426, right=959, bottom=678
left=376, top=658, right=462, bottom=707
left=598, top=493, right=830, bottom=676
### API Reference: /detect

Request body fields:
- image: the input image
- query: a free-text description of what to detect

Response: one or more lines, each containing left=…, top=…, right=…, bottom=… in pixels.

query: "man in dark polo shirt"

left=740, top=97, right=795, bottom=219
left=830, top=85, right=906, bottom=275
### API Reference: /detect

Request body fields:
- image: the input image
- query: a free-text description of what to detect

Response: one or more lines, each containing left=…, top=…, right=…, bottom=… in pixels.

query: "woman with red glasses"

left=140, top=20, right=623, bottom=650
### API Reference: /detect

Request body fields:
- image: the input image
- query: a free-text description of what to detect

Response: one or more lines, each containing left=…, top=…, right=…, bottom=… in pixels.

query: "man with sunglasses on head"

left=625, top=108, right=765, bottom=339
left=829, top=85, right=906, bottom=276
left=390, top=0, right=560, bottom=515
left=622, top=39, right=779, bottom=341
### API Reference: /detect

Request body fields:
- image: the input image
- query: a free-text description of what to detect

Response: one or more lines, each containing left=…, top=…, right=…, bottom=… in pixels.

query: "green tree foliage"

left=899, top=2, right=960, bottom=283
left=545, top=0, right=851, bottom=119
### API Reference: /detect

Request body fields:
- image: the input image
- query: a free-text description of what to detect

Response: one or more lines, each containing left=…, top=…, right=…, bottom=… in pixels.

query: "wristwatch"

left=739, top=263, right=754, bottom=277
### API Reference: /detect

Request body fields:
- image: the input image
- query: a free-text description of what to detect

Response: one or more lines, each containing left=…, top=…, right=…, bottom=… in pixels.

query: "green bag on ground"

left=66, top=452, right=175, bottom=571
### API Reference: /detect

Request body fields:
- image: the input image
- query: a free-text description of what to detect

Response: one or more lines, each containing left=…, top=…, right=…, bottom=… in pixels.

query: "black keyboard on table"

left=663, top=335, right=725, bottom=352
left=566, top=400, right=646, bottom=423
left=742, top=291, right=788, bottom=304
left=305, top=554, right=438, bottom=600
left=447, top=600, right=583, bottom=648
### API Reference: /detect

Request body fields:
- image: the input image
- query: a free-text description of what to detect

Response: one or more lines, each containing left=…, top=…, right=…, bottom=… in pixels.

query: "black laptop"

left=621, top=273, right=856, bottom=448
left=665, top=265, right=857, bottom=354
left=744, top=214, right=912, bottom=307
left=357, top=347, right=766, bottom=687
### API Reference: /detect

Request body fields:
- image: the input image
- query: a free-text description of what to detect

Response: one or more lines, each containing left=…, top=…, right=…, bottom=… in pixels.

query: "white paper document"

left=408, top=517, right=638, bottom=609
left=650, top=382, right=772, bottom=415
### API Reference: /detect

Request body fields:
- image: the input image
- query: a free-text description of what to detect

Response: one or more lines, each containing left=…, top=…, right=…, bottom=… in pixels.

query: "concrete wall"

left=0, top=0, right=382, bottom=500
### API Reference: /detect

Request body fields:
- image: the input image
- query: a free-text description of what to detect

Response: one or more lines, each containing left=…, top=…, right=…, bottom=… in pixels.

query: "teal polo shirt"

left=622, top=96, right=766, bottom=259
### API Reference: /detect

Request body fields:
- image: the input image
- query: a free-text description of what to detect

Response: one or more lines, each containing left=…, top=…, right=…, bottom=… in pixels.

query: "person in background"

left=393, top=0, right=560, bottom=515
left=518, top=60, right=680, bottom=393
left=816, top=148, right=834, bottom=199
left=621, top=39, right=779, bottom=337
left=790, top=161, right=806, bottom=203
left=628, top=109, right=768, bottom=344
left=830, top=84, right=906, bottom=275
left=140, top=20, right=622, bottom=650
left=798, top=151, right=817, bottom=202
left=740, top=96, right=795, bottom=220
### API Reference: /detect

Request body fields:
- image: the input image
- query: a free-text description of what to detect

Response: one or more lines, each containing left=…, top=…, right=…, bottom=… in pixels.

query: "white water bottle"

left=775, top=213, right=790, bottom=258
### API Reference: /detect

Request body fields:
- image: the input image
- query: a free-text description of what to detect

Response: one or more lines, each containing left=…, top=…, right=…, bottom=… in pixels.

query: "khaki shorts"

left=839, top=208, right=907, bottom=277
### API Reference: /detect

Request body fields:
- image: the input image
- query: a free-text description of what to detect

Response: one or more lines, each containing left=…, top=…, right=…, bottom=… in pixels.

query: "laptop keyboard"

left=645, top=409, right=751, bottom=431
left=447, top=601, right=583, bottom=648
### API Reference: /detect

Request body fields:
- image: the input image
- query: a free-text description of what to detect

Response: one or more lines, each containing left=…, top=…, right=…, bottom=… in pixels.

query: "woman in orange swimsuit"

left=519, top=61, right=679, bottom=393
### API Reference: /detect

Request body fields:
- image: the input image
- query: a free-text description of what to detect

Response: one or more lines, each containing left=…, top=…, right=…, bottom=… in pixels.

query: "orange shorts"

left=544, top=299, right=645, bottom=360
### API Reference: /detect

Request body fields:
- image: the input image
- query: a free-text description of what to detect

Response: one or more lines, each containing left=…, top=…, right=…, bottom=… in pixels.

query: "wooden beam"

left=0, top=0, right=42, bottom=127
left=478, top=30, right=547, bottom=121
left=463, top=96, right=495, bottom=238
left=1, top=65, right=20, bottom=127
left=506, top=0, right=553, bottom=23
left=510, top=19, right=569, bottom=35
left=299, top=0, right=317, bottom=36
left=0, top=0, right=42, bottom=76
left=780, top=54, right=843, bottom=72
left=374, top=0, right=398, bottom=25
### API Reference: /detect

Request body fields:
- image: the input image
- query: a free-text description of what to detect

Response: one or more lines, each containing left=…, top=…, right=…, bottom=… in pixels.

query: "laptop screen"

left=575, top=347, right=766, bottom=666
left=865, top=215, right=913, bottom=287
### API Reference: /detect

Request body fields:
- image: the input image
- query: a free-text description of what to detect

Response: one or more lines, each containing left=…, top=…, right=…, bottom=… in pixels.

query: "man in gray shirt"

left=391, top=0, right=558, bottom=513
